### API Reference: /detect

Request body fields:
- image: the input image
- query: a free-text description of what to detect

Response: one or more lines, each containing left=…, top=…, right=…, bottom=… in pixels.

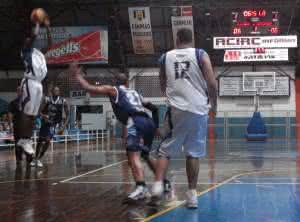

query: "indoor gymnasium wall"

left=215, top=65, right=296, bottom=117
left=130, top=66, right=296, bottom=140
left=215, top=65, right=296, bottom=140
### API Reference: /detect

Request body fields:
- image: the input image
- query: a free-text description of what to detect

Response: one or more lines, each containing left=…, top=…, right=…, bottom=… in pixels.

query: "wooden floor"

left=0, top=140, right=300, bottom=222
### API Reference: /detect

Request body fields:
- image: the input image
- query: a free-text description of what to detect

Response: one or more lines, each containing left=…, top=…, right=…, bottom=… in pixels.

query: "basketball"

left=30, top=8, right=47, bottom=24
left=57, top=129, right=65, bottom=135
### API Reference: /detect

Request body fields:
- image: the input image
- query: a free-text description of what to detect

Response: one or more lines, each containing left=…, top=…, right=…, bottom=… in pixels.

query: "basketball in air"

left=30, top=8, right=47, bottom=24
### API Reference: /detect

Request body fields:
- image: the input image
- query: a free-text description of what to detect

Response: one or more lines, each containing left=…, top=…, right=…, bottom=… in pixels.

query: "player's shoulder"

left=112, top=85, right=126, bottom=100
left=59, top=97, right=67, bottom=104
left=32, top=48, right=44, bottom=57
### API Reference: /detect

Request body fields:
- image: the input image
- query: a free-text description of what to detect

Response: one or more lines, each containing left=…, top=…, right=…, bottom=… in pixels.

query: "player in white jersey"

left=151, top=28, right=217, bottom=208
left=15, top=17, right=52, bottom=164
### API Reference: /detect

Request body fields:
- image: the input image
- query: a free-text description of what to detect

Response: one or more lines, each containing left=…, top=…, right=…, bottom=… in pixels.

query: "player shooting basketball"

left=69, top=63, right=171, bottom=202
left=15, top=9, right=52, bottom=165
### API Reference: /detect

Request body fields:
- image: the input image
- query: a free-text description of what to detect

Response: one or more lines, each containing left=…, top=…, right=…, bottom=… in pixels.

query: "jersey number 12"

left=174, top=61, right=190, bottom=80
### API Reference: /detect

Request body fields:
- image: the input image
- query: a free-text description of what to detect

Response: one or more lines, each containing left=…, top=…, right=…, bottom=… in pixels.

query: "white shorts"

left=20, top=78, right=43, bottom=116
left=159, top=107, right=208, bottom=158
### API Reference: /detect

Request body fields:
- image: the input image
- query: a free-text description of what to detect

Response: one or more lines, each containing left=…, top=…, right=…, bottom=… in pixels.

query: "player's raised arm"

left=23, top=23, right=40, bottom=49
left=41, top=16, right=52, bottom=54
left=201, top=52, right=217, bottom=114
left=69, top=63, right=117, bottom=97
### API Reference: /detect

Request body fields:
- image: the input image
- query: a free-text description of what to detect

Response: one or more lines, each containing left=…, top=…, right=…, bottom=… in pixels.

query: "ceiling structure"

left=0, top=0, right=299, bottom=70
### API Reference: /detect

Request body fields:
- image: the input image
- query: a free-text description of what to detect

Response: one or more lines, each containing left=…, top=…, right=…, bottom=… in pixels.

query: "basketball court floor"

left=0, top=139, right=299, bottom=222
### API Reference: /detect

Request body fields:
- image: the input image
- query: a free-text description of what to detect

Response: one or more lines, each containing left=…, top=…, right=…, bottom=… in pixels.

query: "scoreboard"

left=232, top=9, right=280, bottom=36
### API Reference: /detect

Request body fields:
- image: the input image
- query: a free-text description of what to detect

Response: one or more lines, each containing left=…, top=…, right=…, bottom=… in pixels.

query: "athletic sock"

left=163, top=179, right=170, bottom=184
left=136, top=181, right=146, bottom=187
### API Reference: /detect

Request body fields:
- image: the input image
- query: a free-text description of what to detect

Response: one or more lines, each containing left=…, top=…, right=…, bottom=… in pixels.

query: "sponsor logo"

left=46, top=41, right=80, bottom=58
left=133, top=10, right=145, bottom=21
left=214, top=36, right=297, bottom=49
left=224, top=49, right=288, bottom=62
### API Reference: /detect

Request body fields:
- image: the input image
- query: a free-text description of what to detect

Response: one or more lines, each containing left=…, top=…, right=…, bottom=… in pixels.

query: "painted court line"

left=66, top=181, right=300, bottom=185
left=59, top=159, right=127, bottom=183
left=142, top=170, right=273, bottom=222
left=0, top=176, right=70, bottom=184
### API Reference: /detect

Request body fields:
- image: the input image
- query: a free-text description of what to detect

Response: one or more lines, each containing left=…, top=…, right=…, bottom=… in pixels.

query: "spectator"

left=2, top=113, right=9, bottom=122
left=0, top=124, right=7, bottom=145
left=3, top=122, right=11, bottom=133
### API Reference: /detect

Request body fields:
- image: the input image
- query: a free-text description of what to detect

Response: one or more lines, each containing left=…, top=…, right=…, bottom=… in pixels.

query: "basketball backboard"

left=243, top=72, right=276, bottom=95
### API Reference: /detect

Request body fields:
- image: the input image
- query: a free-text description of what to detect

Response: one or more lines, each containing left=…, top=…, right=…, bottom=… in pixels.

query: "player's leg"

left=16, top=112, right=35, bottom=156
left=184, top=113, right=208, bottom=209
left=141, top=119, right=172, bottom=193
left=13, top=132, right=23, bottom=165
left=17, top=79, right=43, bottom=163
left=32, top=123, right=52, bottom=167
left=38, top=137, right=51, bottom=160
left=126, top=124, right=150, bottom=201
left=152, top=107, right=186, bottom=197
left=139, top=118, right=156, bottom=174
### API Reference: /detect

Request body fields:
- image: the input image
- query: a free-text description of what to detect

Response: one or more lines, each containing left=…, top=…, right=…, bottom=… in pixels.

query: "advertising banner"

left=128, top=7, right=154, bottom=54
left=35, top=26, right=108, bottom=64
left=171, top=6, right=195, bottom=48
left=224, top=48, right=289, bottom=62
left=214, top=35, right=297, bottom=49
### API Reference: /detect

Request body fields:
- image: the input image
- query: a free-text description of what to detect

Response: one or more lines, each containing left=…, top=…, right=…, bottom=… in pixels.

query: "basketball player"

left=151, top=28, right=217, bottom=208
left=70, top=63, right=170, bottom=201
left=31, top=86, right=69, bottom=167
left=16, top=16, right=51, bottom=164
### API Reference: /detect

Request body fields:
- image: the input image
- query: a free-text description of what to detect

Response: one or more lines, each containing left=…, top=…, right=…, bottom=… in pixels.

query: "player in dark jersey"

left=70, top=63, right=170, bottom=201
left=16, top=16, right=52, bottom=165
left=31, top=86, right=69, bottom=168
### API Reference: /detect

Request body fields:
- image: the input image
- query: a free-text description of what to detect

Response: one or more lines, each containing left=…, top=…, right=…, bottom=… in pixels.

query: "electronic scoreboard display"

left=232, top=9, right=280, bottom=36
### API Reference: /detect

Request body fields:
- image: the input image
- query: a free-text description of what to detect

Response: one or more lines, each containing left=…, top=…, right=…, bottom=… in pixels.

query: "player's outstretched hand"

left=69, top=62, right=91, bottom=91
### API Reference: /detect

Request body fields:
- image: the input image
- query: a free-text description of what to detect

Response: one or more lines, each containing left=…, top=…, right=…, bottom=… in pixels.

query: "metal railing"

left=1, top=110, right=299, bottom=153
left=0, top=129, right=110, bottom=154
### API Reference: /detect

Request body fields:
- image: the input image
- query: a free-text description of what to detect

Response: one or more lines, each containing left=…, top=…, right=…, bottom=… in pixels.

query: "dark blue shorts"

left=126, top=116, right=156, bottom=153
left=39, top=123, right=55, bottom=139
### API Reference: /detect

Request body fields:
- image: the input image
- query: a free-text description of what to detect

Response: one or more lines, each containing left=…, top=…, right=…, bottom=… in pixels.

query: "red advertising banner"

left=45, top=31, right=107, bottom=64
left=181, top=6, right=193, bottom=16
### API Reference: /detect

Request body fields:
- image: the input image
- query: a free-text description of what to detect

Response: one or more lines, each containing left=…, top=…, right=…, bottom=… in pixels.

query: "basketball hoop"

left=242, top=72, right=276, bottom=111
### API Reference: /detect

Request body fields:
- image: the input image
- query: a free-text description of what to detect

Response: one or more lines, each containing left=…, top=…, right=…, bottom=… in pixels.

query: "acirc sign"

left=214, top=36, right=297, bottom=49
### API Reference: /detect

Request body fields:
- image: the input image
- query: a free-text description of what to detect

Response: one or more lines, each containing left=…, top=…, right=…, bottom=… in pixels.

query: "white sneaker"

left=30, top=160, right=37, bottom=167
left=128, top=186, right=151, bottom=201
left=186, top=190, right=198, bottom=209
left=151, top=181, right=164, bottom=197
left=36, top=160, right=43, bottom=168
left=17, top=139, right=34, bottom=155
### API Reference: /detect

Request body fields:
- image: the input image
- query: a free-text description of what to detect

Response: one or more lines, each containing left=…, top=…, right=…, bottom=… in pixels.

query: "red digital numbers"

left=243, top=10, right=266, bottom=17
left=270, top=27, right=279, bottom=34
left=233, top=27, right=242, bottom=35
